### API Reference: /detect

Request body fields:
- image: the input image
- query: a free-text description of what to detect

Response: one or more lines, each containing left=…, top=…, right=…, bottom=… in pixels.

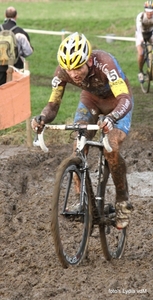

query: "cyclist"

left=136, top=1, right=153, bottom=83
left=31, top=32, right=134, bottom=229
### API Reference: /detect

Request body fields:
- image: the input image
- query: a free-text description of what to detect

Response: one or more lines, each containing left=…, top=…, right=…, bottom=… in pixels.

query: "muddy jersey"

left=46, top=50, right=133, bottom=122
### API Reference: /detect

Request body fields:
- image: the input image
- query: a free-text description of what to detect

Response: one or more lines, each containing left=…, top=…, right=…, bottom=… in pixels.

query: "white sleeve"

left=16, top=33, right=33, bottom=58
left=135, top=12, right=143, bottom=43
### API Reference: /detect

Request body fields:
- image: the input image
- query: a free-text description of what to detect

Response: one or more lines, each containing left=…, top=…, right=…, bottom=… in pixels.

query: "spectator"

left=16, top=32, right=33, bottom=58
left=135, top=1, right=153, bottom=83
left=0, top=6, right=33, bottom=85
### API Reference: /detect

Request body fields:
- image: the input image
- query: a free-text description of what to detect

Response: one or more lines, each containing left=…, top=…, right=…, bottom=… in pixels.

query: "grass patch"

left=0, top=0, right=152, bottom=145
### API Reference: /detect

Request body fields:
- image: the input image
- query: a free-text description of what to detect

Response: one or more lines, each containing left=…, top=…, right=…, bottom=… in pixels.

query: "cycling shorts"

left=74, top=101, right=133, bottom=135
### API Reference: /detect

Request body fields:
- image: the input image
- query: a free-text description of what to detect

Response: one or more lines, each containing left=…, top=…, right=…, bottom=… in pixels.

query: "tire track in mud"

left=0, top=133, right=153, bottom=300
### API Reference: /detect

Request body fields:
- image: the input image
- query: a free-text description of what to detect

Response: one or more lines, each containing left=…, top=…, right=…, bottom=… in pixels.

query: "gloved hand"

left=97, top=115, right=114, bottom=134
left=31, top=115, right=45, bottom=133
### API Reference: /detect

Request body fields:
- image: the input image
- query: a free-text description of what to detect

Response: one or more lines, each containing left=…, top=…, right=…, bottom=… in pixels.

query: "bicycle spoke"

left=51, top=157, right=92, bottom=268
left=140, top=49, right=151, bottom=93
left=99, top=172, right=126, bottom=260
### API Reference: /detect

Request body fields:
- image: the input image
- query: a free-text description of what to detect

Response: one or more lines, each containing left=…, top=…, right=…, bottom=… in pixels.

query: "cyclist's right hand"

left=97, top=115, right=114, bottom=134
left=31, top=115, right=45, bottom=133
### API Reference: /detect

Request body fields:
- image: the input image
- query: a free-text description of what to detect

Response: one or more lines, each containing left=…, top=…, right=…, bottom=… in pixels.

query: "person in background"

left=135, top=1, right=153, bottom=83
left=15, top=32, right=33, bottom=59
left=0, top=6, right=33, bottom=85
left=31, top=32, right=134, bottom=229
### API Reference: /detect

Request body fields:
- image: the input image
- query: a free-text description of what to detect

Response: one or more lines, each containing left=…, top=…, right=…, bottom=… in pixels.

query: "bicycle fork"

left=95, top=149, right=105, bottom=215
left=80, top=167, right=88, bottom=210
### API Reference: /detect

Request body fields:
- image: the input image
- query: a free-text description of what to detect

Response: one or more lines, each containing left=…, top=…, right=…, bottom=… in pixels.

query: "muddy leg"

left=104, top=128, right=128, bottom=203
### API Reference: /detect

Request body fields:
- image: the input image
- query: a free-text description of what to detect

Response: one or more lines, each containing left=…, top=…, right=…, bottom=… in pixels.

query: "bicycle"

left=38, top=122, right=127, bottom=268
left=140, top=41, right=153, bottom=93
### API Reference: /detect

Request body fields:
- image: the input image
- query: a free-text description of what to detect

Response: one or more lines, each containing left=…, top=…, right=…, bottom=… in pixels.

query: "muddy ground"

left=0, top=125, right=153, bottom=300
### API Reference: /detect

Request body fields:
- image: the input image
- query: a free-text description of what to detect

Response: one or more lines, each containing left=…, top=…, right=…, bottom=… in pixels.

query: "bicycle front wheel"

left=51, top=156, right=92, bottom=268
left=99, top=161, right=127, bottom=260
left=140, top=57, right=151, bottom=93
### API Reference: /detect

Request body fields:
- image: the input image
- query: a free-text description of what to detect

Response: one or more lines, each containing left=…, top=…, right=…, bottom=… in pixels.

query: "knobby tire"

left=51, top=156, right=92, bottom=268
left=140, top=46, right=152, bottom=93
left=98, top=161, right=127, bottom=260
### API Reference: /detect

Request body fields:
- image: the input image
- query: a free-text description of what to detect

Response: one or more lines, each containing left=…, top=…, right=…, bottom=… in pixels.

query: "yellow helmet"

left=57, top=32, right=92, bottom=70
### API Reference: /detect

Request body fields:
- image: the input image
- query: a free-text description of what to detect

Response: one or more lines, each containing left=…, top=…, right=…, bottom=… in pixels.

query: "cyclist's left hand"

left=98, top=116, right=114, bottom=134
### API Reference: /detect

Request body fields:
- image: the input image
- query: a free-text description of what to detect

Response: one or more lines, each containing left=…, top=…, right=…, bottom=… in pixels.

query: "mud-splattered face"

left=65, top=57, right=93, bottom=84
left=65, top=64, right=89, bottom=84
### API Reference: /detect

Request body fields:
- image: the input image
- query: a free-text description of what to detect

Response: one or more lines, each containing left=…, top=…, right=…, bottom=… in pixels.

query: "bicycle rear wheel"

left=51, top=156, right=92, bottom=268
left=99, top=161, right=127, bottom=260
left=140, top=56, right=151, bottom=93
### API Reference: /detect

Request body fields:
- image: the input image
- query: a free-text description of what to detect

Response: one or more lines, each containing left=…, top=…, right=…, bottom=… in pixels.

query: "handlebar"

left=38, top=124, right=113, bottom=153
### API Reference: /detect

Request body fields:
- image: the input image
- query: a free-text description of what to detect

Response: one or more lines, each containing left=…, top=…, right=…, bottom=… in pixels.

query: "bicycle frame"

left=38, top=123, right=126, bottom=267
left=39, top=123, right=112, bottom=216
left=76, top=131, right=107, bottom=224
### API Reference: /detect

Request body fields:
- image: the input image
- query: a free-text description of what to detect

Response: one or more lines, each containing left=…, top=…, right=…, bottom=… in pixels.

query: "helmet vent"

left=57, top=32, right=92, bottom=70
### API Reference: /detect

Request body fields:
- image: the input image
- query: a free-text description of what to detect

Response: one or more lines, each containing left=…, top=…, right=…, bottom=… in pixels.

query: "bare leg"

left=137, top=45, right=144, bottom=72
